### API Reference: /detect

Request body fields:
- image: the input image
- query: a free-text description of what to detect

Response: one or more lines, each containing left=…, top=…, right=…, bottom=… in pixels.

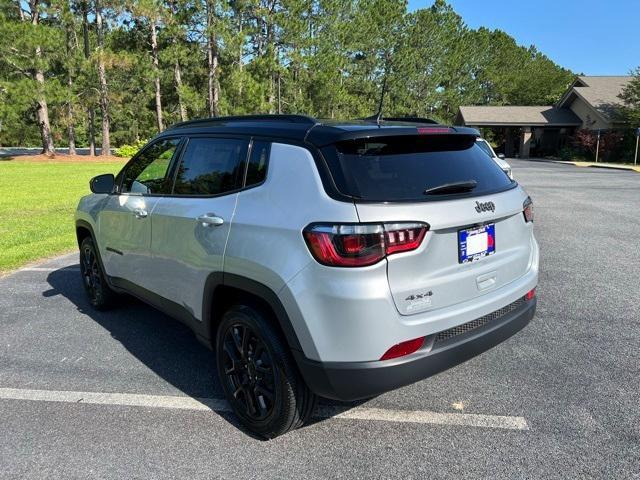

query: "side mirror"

left=497, top=153, right=506, bottom=159
left=90, top=174, right=115, bottom=194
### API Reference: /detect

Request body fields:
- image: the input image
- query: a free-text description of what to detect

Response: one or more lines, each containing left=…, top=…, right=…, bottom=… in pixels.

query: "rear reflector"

left=304, top=222, right=428, bottom=267
left=525, top=288, right=536, bottom=301
left=380, top=336, right=425, bottom=360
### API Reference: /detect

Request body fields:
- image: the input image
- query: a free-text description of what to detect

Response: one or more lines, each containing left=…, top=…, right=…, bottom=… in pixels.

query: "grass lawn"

left=0, top=157, right=126, bottom=273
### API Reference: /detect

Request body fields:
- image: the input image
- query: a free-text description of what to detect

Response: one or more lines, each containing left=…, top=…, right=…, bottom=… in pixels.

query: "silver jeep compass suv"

left=75, top=115, right=538, bottom=438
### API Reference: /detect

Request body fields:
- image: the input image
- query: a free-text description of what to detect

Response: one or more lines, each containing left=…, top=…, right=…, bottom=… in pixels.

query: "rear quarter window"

left=322, top=135, right=514, bottom=202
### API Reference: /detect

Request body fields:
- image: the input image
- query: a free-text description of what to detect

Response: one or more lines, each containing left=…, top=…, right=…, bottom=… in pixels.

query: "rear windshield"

left=322, top=135, right=514, bottom=202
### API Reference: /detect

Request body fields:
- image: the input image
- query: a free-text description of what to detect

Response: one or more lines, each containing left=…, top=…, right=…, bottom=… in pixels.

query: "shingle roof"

left=568, top=76, right=633, bottom=121
left=456, top=106, right=582, bottom=126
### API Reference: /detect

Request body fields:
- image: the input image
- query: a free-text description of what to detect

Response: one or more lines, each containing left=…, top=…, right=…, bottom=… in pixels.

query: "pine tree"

left=0, top=0, right=59, bottom=154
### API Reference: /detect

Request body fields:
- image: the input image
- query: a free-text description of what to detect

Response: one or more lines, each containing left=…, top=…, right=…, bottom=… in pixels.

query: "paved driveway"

left=1, top=160, right=638, bottom=479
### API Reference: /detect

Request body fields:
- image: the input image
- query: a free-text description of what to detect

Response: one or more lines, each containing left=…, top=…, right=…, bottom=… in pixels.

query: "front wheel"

left=216, top=305, right=316, bottom=438
left=79, top=237, right=117, bottom=310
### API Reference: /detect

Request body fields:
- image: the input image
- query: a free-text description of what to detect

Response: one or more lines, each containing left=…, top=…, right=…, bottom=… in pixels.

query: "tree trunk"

left=67, top=74, right=76, bottom=155
left=277, top=71, right=281, bottom=114
left=35, top=65, right=55, bottom=156
left=206, top=1, right=219, bottom=117
left=95, top=0, right=110, bottom=156
left=174, top=59, right=187, bottom=122
left=237, top=10, right=243, bottom=98
left=17, top=1, right=25, bottom=21
left=81, top=2, right=95, bottom=156
left=151, top=19, right=163, bottom=131
left=65, top=7, right=77, bottom=155
left=29, top=1, right=55, bottom=155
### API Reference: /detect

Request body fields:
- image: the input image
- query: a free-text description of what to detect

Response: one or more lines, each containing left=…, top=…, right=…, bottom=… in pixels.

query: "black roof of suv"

left=163, top=114, right=480, bottom=147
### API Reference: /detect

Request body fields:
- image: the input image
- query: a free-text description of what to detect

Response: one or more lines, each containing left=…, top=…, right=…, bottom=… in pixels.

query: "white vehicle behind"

left=476, top=137, right=513, bottom=179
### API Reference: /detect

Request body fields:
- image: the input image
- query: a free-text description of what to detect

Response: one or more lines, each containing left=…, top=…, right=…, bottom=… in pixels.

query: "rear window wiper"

left=424, top=180, right=477, bottom=195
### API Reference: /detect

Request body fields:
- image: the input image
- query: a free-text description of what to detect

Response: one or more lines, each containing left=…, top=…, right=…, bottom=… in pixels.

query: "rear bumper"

left=295, top=296, right=536, bottom=401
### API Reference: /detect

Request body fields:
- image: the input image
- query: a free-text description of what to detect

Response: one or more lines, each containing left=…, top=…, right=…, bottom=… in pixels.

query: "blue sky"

left=408, top=0, right=639, bottom=75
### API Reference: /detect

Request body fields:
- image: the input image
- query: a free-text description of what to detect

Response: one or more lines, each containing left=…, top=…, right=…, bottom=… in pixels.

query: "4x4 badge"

left=475, top=201, right=495, bottom=213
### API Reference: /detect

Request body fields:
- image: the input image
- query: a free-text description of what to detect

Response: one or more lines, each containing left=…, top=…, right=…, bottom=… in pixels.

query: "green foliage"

left=619, top=67, right=640, bottom=127
left=114, top=139, right=148, bottom=157
left=0, top=0, right=575, bottom=148
left=558, top=146, right=574, bottom=161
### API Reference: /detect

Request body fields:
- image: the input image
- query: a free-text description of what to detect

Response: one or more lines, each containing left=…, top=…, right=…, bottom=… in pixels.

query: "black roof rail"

left=362, top=116, right=439, bottom=125
left=169, top=114, right=318, bottom=130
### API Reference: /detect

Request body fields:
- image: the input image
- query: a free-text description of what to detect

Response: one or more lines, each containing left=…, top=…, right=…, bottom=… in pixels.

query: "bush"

left=558, top=147, right=573, bottom=161
left=114, top=139, right=147, bottom=158
left=571, top=129, right=624, bottom=162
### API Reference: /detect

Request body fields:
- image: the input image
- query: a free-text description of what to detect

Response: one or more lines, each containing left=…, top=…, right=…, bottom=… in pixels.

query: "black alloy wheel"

left=79, top=237, right=115, bottom=310
left=221, top=323, right=276, bottom=421
left=216, top=305, right=316, bottom=438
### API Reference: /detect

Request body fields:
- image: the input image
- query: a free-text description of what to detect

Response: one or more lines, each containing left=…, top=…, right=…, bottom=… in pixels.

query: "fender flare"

left=203, top=272, right=303, bottom=353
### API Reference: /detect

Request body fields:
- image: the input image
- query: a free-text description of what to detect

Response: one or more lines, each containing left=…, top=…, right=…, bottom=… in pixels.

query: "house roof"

left=557, top=76, right=632, bottom=122
left=456, top=106, right=582, bottom=127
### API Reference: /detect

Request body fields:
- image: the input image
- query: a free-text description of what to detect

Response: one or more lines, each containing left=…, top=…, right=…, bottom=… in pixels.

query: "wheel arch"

left=75, top=219, right=95, bottom=247
left=75, top=219, right=115, bottom=290
left=204, top=273, right=303, bottom=354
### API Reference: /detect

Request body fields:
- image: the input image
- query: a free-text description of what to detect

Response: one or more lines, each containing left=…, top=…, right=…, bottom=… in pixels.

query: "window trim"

left=115, top=136, right=186, bottom=196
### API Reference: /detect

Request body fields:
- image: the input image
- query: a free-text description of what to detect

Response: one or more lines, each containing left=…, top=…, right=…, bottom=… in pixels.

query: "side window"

left=245, top=141, right=270, bottom=187
left=173, top=137, right=248, bottom=195
left=121, top=138, right=181, bottom=194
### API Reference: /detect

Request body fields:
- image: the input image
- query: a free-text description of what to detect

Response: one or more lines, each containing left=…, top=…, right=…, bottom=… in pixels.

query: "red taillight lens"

left=384, top=223, right=428, bottom=254
left=303, top=224, right=385, bottom=267
left=525, top=288, right=536, bottom=301
left=304, top=223, right=429, bottom=267
left=380, top=336, right=425, bottom=360
left=523, top=197, right=534, bottom=223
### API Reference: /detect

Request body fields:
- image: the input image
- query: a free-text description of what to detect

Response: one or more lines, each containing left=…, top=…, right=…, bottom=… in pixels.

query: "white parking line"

left=19, top=267, right=80, bottom=272
left=0, top=387, right=528, bottom=430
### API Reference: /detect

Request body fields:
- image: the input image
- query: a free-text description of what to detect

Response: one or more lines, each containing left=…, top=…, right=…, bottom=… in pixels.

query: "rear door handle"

left=133, top=207, right=148, bottom=219
left=197, top=214, right=224, bottom=227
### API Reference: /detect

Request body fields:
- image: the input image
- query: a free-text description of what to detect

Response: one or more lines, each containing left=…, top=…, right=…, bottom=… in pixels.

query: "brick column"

left=520, top=127, right=532, bottom=158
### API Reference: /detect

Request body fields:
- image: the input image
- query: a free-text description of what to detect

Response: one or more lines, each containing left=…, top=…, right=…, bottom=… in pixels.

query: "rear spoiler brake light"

left=417, top=127, right=453, bottom=134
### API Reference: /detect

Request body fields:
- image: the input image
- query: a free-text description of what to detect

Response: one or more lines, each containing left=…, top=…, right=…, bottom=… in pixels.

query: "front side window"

left=121, top=138, right=181, bottom=194
left=173, top=137, right=248, bottom=195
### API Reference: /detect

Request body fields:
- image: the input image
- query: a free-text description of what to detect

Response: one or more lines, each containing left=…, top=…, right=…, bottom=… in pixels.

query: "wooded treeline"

left=0, top=0, right=575, bottom=155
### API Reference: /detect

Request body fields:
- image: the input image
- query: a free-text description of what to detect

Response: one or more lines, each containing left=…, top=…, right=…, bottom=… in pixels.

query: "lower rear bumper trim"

left=294, top=297, right=536, bottom=401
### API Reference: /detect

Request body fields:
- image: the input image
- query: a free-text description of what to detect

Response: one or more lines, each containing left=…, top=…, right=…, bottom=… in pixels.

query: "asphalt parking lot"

left=1, top=159, right=639, bottom=479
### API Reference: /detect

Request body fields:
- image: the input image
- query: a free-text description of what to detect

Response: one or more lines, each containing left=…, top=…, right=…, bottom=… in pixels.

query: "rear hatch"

left=321, top=131, right=534, bottom=315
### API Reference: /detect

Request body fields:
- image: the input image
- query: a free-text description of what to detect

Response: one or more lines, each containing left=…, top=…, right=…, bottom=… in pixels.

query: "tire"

left=79, top=236, right=117, bottom=310
left=216, top=305, right=317, bottom=438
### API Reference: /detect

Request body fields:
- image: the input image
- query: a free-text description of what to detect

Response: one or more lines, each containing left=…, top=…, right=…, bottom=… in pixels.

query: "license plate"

left=458, top=224, right=495, bottom=263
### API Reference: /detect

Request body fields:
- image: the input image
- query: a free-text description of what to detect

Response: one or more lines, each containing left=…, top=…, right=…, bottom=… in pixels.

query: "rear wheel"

left=216, top=305, right=316, bottom=438
left=79, top=237, right=116, bottom=310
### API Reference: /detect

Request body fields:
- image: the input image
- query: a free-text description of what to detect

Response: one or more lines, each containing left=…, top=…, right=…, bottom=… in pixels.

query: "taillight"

left=523, top=197, right=534, bottom=223
left=303, top=222, right=429, bottom=267
left=380, top=336, right=425, bottom=360
left=525, top=288, right=536, bottom=301
left=383, top=223, right=428, bottom=254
